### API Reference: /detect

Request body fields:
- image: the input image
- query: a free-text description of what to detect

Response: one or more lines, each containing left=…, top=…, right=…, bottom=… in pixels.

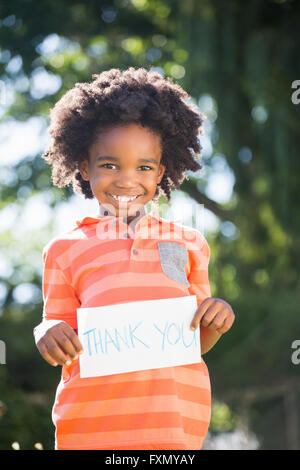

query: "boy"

left=34, top=67, right=235, bottom=450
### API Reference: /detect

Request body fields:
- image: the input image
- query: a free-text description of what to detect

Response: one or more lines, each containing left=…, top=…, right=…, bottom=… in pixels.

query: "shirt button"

left=133, top=249, right=139, bottom=255
left=124, top=232, right=131, bottom=238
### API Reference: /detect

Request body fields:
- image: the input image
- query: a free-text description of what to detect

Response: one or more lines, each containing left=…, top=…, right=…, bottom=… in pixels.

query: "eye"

left=99, top=164, right=153, bottom=171
left=139, top=166, right=153, bottom=171
left=99, top=163, right=117, bottom=169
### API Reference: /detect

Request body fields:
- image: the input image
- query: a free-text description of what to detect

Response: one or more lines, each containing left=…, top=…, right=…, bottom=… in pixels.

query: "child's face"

left=80, top=123, right=165, bottom=220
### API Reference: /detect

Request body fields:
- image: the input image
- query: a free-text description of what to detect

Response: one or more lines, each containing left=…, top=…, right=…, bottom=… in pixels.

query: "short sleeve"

left=42, top=245, right=81, bottom=330
left=187, top=233, right=211, bottom=308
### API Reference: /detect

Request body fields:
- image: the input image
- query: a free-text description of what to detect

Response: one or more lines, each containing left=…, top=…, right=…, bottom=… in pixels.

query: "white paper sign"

left=77, top=295, right=201, bottom=378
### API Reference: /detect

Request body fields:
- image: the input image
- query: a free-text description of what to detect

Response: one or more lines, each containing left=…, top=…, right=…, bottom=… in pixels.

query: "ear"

left=79, top=160, right=90, bottom=182
left=157, top=163, right=166, bottom=184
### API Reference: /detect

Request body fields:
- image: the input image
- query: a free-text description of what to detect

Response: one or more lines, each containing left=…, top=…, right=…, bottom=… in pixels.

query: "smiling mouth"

left=107, top=193, right=143, bottom=204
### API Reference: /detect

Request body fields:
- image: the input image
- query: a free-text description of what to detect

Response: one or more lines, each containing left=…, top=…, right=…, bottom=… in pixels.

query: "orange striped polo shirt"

left=42, top=208, right=211, bottom=450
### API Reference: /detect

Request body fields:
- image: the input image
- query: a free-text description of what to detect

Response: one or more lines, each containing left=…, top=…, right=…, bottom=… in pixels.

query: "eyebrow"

left=96, top=156, right=159, bottom=165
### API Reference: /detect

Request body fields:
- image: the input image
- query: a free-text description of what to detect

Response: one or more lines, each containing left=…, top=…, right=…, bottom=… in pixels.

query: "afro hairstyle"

left=42, top=66, right=205, bottom=202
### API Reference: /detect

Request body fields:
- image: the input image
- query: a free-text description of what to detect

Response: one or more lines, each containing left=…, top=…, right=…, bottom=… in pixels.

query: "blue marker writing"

left=129, top=321, right=150, bottom=349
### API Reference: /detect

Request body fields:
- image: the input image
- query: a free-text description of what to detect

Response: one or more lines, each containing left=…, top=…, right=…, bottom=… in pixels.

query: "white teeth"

left=110, top=195, right=139, bottom=202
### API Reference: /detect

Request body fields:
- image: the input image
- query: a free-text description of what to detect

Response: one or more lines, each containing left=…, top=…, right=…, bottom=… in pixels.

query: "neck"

left=98, top=202, right=146, bottom=230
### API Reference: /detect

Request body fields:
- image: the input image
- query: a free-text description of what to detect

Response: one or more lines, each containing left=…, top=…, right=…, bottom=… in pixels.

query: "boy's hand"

left=190, top=297, right=235, bottom=334
left=33, top=320, right=83, bottom=367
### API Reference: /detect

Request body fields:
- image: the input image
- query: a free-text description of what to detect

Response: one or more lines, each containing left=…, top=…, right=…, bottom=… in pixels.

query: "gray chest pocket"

left=158, top=242, right=190, bottom=287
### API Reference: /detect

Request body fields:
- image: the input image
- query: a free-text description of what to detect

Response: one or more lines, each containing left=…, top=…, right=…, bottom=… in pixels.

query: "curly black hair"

left=42, top=67, right=205, bottom=202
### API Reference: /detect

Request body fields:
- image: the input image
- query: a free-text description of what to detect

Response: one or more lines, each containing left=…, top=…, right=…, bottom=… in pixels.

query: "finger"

left=217, top=315, right=235, bottom=334
left=37, top=343, right=58, bottom=367
left=200, top=303, right=223, bottom=327
left=52, top=330, right=78, bottom=360
left=43, top=337, right=72, bottom=366
left=207, top=309, right=228, bottom=330
left=61, top=324, right=83, bottom=355
left=190, top=297, right=215, bottom=330
left=42, top=351, right=59, bottom=367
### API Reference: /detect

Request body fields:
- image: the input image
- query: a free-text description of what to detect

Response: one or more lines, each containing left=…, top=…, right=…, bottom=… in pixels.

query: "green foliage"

left=0, top=383, right=54, bottom=450
left=210, top=400, right=240, bottom=433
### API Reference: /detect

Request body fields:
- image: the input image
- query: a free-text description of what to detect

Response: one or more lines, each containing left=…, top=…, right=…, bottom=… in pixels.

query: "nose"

left=114, top=169, right=139, bottom=188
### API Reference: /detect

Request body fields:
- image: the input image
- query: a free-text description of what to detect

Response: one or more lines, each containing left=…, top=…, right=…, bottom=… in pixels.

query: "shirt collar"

left=98, top=201, right=147, bottom=223
left=75, top=204, right=161, bottom=228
